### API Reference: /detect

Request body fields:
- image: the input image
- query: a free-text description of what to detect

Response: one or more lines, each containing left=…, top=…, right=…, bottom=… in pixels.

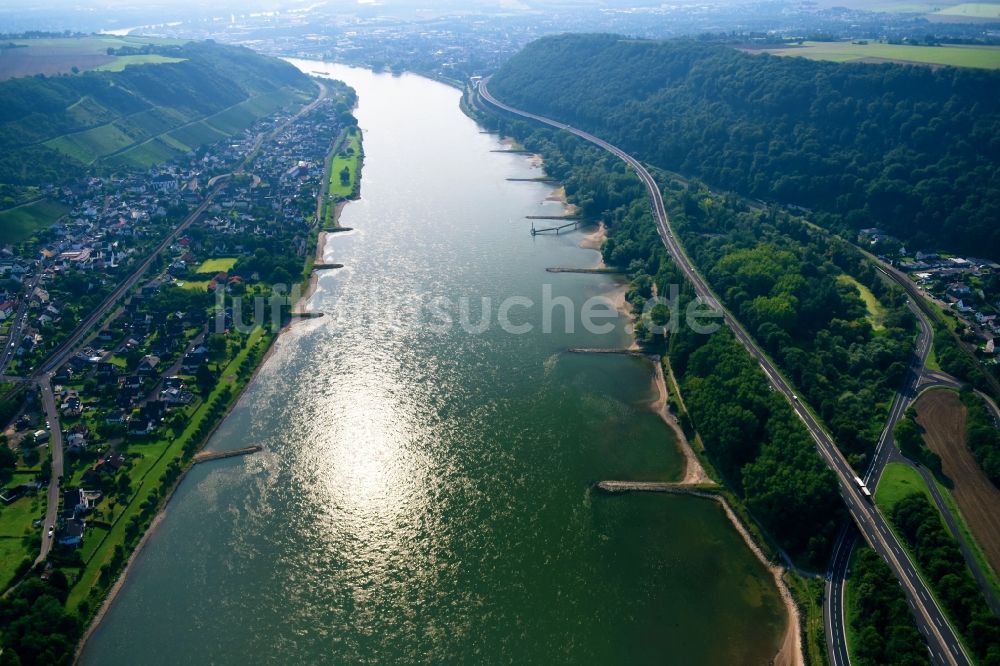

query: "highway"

left=825, top=295, right=933, bottom=666
left=478, top=78, right=972, bottom=666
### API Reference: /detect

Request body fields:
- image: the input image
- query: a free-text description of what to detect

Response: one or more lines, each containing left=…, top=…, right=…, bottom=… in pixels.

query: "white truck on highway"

left=853, top=475, right=873, bottom=500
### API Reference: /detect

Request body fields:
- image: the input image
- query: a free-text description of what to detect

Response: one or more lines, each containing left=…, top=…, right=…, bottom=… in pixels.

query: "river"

left=79, top=61, right=786, bottom=665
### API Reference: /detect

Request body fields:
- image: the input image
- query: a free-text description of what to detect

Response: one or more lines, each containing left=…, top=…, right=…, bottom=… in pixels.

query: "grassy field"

left=936, top=2, right=1000, bottom=17
left=874, top=461, right=935, bottom=512
left=322, top=128, right=363, bottom=228
left=838, top=274, right=886, bottom=331
left=93, top=55, right=186, bottom=72
left=0, top=537, right=30, bottom=587
left=756, top=41, right=1000, bottom=69
left=0, top=199, right=70, bottom=244
left=176, top=280, right=212, bottom=292
left=328, top=129, right=363, bottom=199
left=196, top=257, right=238, bottom=274
left=0, top=492, right=44, bottom=587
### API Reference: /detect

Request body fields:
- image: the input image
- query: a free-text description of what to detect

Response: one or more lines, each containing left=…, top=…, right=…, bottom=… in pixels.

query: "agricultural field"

left=0, top=36, right=188, bottom=80
left=196, top=258, right=238, bottom=274
left=99, top=88, right=313, bottom=170
left=754, top=41, right=1000, bottom=69
left=914, top=389, right=1000, bottom=578
left=93, top=55, right=186, bottom=72
left=176, top=280, right=211, bottom=292
left=0, top=199, right=70, bottom=244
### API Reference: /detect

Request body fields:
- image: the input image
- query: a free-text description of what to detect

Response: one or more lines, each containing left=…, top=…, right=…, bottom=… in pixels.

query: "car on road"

left=47, top=525, right=54, bottom=538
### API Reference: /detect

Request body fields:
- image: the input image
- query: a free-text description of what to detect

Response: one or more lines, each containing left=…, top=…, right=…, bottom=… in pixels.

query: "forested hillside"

left=0, top=40, right=314, bottom=187
left=489, top=34, right=1000, bottom=258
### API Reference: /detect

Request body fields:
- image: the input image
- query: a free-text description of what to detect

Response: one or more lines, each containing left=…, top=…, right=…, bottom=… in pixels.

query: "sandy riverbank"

left=293, top=230, right=327, bottom=315
left=648, top=357, right=710, bottom=486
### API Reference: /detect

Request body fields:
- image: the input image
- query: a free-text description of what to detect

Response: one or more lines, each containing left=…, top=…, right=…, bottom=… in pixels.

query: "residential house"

left=57, top=519, right=85, bottom=547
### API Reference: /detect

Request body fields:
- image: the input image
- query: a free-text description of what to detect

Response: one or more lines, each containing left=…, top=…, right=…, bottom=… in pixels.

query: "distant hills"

left=0, top=39, right=314, bottom=189
left=488, top=34, right=1000, bottom=258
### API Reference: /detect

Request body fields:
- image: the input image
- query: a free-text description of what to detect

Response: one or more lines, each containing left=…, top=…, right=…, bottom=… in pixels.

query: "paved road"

left=477, top=79, right=971, bottom=666
left=35, top=375, right=63, bottom=564
left=824, top=296, right=933, bottom=666
left=825, top=526, right=858, bottom=666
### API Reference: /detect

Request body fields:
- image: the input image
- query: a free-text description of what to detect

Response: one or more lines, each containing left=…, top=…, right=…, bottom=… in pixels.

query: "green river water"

left=79, top=61, right=785, bottom=665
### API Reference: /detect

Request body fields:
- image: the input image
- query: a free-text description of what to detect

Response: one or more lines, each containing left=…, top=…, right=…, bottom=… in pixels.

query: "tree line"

left=849, top=545, right=930, bottom=666
left=489, top=33, right=1000, bottom=258
left=891, top=493, right=1000, bottom=664
left=961, top=387, right=1000, bottom=489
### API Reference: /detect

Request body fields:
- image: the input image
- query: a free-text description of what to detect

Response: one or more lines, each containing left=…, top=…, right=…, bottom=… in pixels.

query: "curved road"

left=478, top=78, right=971, bottom=666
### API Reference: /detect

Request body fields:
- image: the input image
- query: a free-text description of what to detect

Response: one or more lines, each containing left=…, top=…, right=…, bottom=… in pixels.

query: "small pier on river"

left=193, top=445, right=263, bottom=464
left=530, top=220, right=579, bottom=236
left=546, top=267, right=623, bottom=274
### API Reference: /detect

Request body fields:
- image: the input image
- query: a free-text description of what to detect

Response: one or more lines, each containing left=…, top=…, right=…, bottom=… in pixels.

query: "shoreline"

left=77, top=138, right=360, bottom=663
left=75, top=327, right=281, bottom=660
left=532, top=138, right=803, bottom=666
left=648, top=356, right=711, bottom=486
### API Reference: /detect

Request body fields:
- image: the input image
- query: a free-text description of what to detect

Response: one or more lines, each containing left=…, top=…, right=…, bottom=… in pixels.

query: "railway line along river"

left=79, top=61, right=787, bottom=665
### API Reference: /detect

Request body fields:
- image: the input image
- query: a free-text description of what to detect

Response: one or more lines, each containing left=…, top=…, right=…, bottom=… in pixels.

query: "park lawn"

left=67, top=327, right=270, bottom=611
left=759, top=41, right=1000, bottom=70
left=196, top=257, right=238, bottom=274
left=328, top=129, right=363, bottom=199
left=93, top=55, right=186, bottom=72
left=838, top=274, right=886, bottom=331
left=0, top=199, right=70, bottom=244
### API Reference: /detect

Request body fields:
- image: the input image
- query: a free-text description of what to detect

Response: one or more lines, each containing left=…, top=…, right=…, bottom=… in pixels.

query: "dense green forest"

left=0, top=577, right=78, bottom=665
left=0, top=40, right=313, bottom=188
left=666, top=183, right=915, bottom=461
left=891, top=493, right=1000, bottom=663
left=849, top=546, right=930, bottom=666
left=489, top=34, right=1000, bottom=258
left=961, top=387, right=1000, bottom=488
